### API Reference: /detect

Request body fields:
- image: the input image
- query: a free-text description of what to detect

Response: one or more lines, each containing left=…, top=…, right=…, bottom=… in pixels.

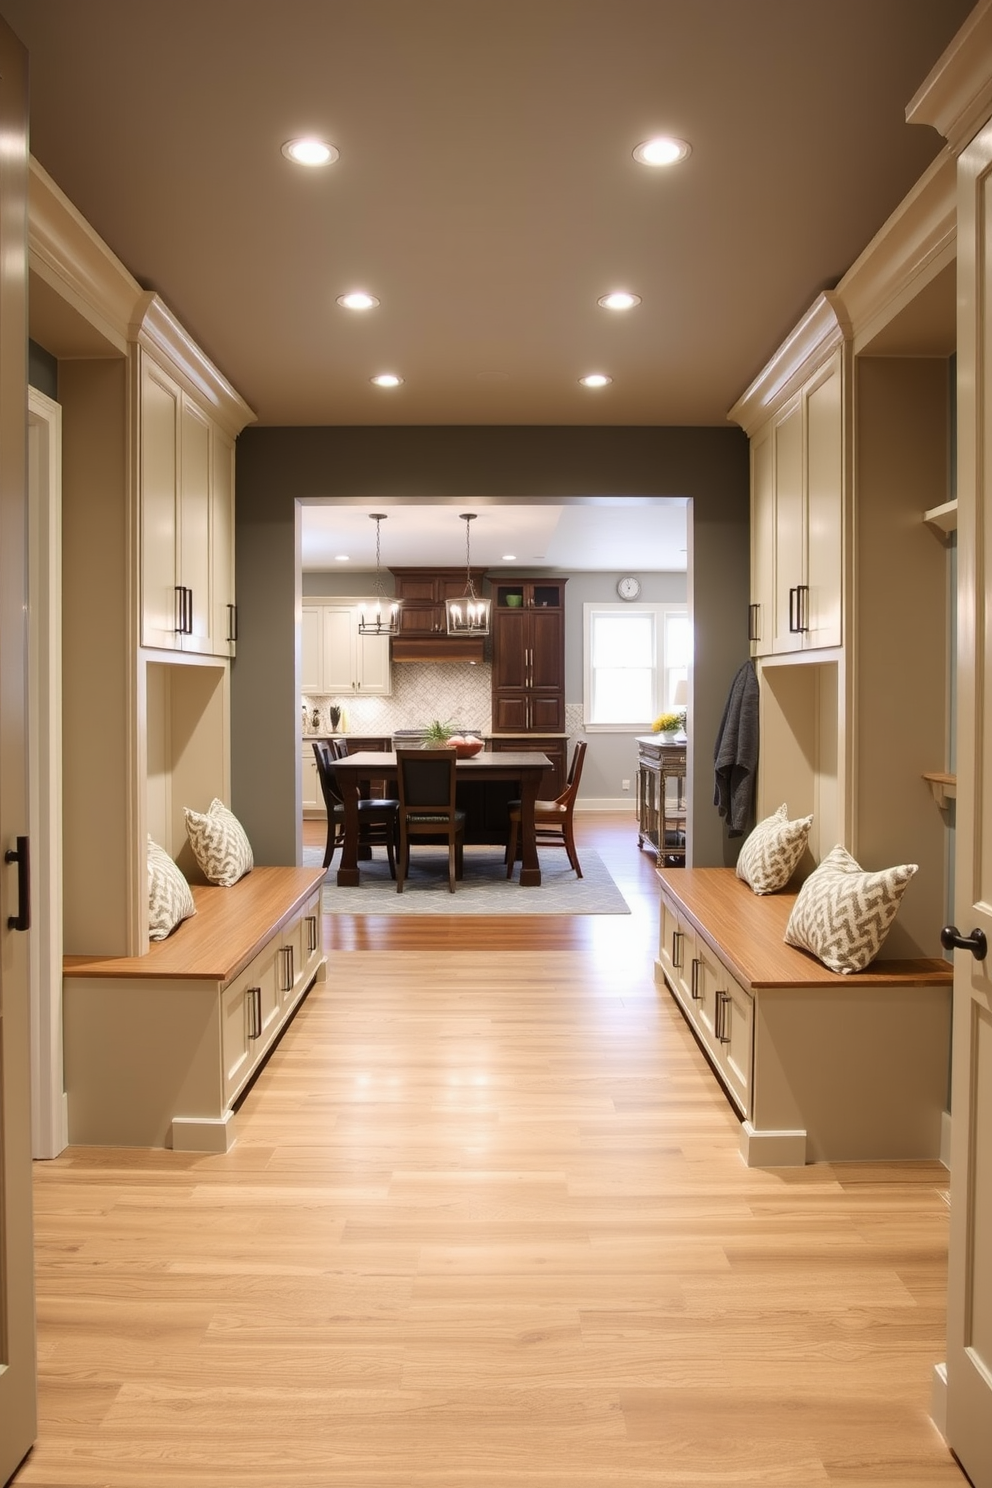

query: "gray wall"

left=234, top=425, right=749, bottom=866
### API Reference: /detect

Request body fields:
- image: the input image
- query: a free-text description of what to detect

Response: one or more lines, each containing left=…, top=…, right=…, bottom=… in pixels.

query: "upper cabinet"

left=302, top=599, right=392, bottom=696
left=389, top=567, right=490, bottom=662
left=136, top=300, right=247, bottom=658
left=738, top=309, right=846, bottom=657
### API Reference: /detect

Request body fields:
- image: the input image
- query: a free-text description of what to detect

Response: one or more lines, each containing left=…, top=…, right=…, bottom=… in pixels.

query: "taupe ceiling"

left=5, top=0, right=973, bottom=428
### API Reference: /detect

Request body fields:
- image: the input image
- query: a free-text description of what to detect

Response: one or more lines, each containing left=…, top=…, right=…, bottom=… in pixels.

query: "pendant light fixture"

left=357, top=513, right=401, bottom=636
left=445, top=513, right=491, bottom=636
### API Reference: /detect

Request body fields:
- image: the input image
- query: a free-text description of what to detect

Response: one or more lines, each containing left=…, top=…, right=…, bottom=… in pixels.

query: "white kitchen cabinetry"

left=301, top=599, right=391, bottom=696
left=139, top=345, right=238, bottom=657
left=301, top=744, right=322, bottom=815
left=746, top=339, right=844, bottom=657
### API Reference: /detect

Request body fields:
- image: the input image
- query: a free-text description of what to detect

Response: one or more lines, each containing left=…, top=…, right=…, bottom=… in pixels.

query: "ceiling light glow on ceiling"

left=337, top=292, right=379, bottom=310
left=335, top=554, right=350, bottom=562
left=502, top=554, right=517, bottom=561
left=598, top=291, right=641, bottom=311
left=371, top=373, right=403, bottom=388
left=281, top=137, right=338, bottom=167
left=633, top=136, right=691, bottom=167
left=580, top=373, right=612, bottom=388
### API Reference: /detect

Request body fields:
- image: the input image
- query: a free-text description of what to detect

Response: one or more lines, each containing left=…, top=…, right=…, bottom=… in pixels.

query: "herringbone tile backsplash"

left=302, top=662, right=493, bottom=736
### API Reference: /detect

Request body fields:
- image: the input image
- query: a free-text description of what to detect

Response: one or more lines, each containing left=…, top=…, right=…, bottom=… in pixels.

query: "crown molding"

left=834, top=149, right=956, bottom=352
left=727, top=292, right=849, bottom=435
left=906, top=0, right=992, bottom=152
left=130, top=292, right=255, bottom=437
left=28, top=156, right=141, bottom=355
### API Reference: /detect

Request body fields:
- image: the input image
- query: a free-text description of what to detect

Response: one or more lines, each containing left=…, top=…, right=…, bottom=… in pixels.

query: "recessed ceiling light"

left=633, top=136, right=691, bottom=167
left=337, top=291, right=379, bottom=311
left=371, top=373, right=403, bottom=388
left=335, top=554, right=350, bottom=562
left=502, top=554, right=517, bottom=561
left=281, top=137, right=338, bottom=167
left=579, top=373, right=612, bottom=388
left=598, top=291, right=641, bottom=311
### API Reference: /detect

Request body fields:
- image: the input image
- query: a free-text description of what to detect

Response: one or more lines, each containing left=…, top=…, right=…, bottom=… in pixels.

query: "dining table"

left=331, top=749, right=552, bottom=887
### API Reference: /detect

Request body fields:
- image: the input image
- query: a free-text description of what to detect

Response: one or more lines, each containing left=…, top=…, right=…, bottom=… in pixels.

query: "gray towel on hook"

left=713, top=660, right=759, bottom=837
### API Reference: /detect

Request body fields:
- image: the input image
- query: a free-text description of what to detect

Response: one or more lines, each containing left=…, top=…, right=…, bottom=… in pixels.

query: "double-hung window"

left=583, top=602, right=689, bottom=730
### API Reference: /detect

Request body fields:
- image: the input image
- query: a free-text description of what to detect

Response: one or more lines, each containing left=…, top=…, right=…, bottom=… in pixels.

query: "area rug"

left=306, top=845, right=630, bottom=915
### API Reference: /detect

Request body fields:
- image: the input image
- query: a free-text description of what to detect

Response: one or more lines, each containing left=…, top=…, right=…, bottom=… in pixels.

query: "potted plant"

left=652, top=709, right=687, bottom=739
left=422, top=718, right=455, bottom=748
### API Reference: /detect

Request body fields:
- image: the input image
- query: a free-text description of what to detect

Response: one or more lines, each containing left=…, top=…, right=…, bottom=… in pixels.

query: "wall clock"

left=617, top=575, right=641, bottom=601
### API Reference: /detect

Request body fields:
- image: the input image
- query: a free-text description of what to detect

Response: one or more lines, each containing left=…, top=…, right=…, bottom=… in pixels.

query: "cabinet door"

left=179, top=397, right=212, bottom=654
left=211, top=426, right=237, bottom=657
left=140, top=357, right=181, bottom=650
left=529, top=608, right=563, bottom=692
left=301, top=747, right=323, bottom=815
left=716, top=976, right=753, bottom=1116
left=301, top=607, right=322, bottom=692
left=493, top=608, right=528, bottom=689
left=356, top=629, right=392, bottom=695
left=492, top=693, right=530, bottom=731
left=750, top=426, right=775, bottom=656
left=803, top=357, right=843, bottom=650
left=773, top=400, right=804, bottom=654
left=322, top=605, right=357, bottom=692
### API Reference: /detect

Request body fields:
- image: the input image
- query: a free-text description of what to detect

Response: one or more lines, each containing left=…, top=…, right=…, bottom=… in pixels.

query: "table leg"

left=517, top=772, right=542, bottom=887
left=336, top=777, right=361, bottom=887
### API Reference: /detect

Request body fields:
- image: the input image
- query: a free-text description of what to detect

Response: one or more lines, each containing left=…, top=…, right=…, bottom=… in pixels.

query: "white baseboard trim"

left=171, top=1111, right=236, bottom=1153
left=575, top=799, right=638, bottom=813
left=940, top=1109, right=951, bottom=1169
left=930, top=1361, right=948, bottom=1439
left=740, top=1121, right=808, bottom=1168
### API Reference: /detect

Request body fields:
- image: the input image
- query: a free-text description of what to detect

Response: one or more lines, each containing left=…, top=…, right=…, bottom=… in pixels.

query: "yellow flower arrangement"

left=652, top=709, right=686, bottom=734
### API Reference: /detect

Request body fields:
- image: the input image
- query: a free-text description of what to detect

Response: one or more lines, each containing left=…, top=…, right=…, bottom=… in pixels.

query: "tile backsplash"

left=303, top=662, right=493, bottom=736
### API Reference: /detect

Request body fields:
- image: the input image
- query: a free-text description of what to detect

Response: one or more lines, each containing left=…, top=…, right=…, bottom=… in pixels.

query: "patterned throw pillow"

left=184, top=798, right=254, bottom=886
left=736, top=803, right=813, bottom=894
left=147, top=837, right=196, bottom=941
left=784, top=844, right=918, bottom=974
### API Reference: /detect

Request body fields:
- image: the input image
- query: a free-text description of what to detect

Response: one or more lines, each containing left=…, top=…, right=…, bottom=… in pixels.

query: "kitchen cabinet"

left=491, top=579, right=567, bottom=733
left=390, top=567, right=489, bottom=637
left=747, top=346, right=844, bottom=656
left=139, top=350, right=238, bottom=656
left=301, top=600, right=391, bottom=696
left=489, top=735, right=567, bottom=797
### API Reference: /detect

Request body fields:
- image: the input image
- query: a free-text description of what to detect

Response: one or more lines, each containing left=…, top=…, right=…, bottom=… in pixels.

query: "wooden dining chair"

left=395, top=748, right=466, bottom=893
left=505, top=739, right=587, bottom=879
left=311, top=740, right=399, bottom=876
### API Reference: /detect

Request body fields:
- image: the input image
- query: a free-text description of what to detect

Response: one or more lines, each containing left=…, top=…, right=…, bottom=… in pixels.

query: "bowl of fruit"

left=450, top=734, right=484, bottom=759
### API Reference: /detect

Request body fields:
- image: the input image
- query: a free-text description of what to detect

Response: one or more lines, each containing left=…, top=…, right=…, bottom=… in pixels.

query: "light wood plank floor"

left=15, top=815, right=965, bottom=1486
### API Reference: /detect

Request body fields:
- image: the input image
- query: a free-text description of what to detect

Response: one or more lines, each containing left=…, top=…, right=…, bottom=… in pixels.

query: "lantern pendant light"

left=446, top=513, right=491, bottom=636
left=357, top=513, right=401, bottom=636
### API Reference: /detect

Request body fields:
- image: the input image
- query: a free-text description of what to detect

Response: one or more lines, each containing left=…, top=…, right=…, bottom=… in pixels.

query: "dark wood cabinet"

left=390, top=567, right=488, bottom=638
left=491, top=579, right=567, bottom=794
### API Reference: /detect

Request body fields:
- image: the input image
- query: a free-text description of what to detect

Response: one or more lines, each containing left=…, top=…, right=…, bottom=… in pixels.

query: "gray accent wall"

left=233, top=425, right=749, bottom=867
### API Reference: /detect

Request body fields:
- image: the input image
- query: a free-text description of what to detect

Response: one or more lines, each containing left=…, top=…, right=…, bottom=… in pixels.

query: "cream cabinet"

left=302, top=600, right=391, bottom=696
left=657, top=868, right=951, bottom=1167
left=139, top=350, right=238, bottom=657
left=301, top=743, right=323, bottom=816
left=747, top=347, right=844, bottom=656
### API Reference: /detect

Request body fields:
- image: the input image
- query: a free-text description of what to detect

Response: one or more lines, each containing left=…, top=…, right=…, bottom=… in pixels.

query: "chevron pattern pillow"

left=184, top=798, right=254, bottom=886
left=736, top=803, right=813, bottom=894
left=784, top=844, right=918, bottom=974
left=147, top=837, right=196, bottom=940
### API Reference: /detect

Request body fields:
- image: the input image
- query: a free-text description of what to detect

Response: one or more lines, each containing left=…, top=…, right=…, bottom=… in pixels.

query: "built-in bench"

left=655, top=867, right=952, bottom=1166
left=63, top=866, right=327, bottom=1152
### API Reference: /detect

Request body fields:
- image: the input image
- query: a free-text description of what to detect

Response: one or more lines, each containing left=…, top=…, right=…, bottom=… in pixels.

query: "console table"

left=636, top=734, right=686, bottom=865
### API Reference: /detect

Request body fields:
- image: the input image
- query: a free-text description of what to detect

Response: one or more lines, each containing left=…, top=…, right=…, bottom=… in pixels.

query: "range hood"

left=391, top=637, right=486, bottom=663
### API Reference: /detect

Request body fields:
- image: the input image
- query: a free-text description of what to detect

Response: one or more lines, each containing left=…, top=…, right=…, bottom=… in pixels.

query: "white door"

left=944, top=117, right=992, bottom=1487
left=0, top=18, right=37, bottom=1479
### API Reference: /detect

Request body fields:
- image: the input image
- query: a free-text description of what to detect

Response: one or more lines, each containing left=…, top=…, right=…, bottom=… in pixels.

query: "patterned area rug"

left=306, top=845, right=630, bottom=915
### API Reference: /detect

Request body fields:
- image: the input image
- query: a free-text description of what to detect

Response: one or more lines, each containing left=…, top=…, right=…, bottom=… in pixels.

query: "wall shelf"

left=923, top=771, right=956, bottom=809
left=924, top=499, right=958, bottom=536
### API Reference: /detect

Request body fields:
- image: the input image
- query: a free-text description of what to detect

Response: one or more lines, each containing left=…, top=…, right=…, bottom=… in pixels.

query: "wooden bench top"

left=657, top=867, right=952, bottom=991
left=64, top=866, right=326, bottom=984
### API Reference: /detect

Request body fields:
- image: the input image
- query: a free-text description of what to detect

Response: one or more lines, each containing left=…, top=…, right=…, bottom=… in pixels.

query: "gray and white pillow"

left=736, top=803, right=813, bottom=894
left=784, top=844, right=917, bottom=974
left=147, top=836, right=196, bottom=940
left=184, top=798, right=254, bottom=886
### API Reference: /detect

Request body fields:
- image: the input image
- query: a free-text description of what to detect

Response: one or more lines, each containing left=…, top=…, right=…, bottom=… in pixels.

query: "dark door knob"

left=940, top=925, right=988, bottom=961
